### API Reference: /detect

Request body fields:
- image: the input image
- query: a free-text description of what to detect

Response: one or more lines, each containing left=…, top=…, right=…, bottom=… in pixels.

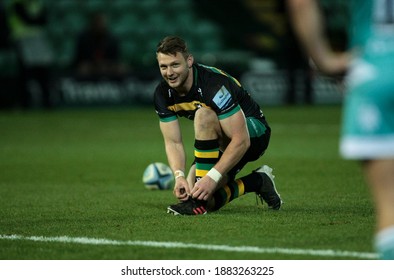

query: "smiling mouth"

left=168, top=76, right=177, bottom=83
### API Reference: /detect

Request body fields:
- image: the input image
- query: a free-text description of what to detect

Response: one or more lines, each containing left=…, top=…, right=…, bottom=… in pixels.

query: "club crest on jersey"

left=213, top=85, right=232, bottom=109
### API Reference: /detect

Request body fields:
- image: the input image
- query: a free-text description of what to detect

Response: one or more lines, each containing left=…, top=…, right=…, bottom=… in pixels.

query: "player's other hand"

left=191, top=176, right=217, bottom=201
left=173, top=177, right=190, bottom=201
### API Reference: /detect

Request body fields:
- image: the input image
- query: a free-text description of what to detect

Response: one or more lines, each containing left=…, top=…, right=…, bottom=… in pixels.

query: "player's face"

left=157, top=52, right=193, bottom=91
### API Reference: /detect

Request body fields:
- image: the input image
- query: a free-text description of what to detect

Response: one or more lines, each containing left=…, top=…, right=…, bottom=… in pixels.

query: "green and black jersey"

left=154, top=63, right=267, bottom=124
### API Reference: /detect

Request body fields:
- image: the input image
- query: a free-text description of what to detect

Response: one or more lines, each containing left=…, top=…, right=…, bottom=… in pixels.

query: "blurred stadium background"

left=0, top=0, right=348, bottom=109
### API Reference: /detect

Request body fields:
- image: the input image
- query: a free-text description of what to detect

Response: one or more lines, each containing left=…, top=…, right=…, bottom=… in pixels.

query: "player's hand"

left=173, top=177, right=190, bottom=201
left=191, top=176, right=217, bottom=201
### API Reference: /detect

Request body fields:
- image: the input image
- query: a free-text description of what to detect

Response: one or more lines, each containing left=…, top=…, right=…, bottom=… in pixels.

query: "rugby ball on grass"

left=142, top=162, right=174, bottom=190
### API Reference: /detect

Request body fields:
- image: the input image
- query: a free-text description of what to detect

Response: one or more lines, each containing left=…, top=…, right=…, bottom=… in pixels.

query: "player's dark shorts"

left=227, top=117, right=271, bottom=180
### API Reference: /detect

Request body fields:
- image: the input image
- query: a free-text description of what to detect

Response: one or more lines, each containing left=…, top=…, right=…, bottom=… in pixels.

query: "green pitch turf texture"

left=0, top=105, right=375, bottom=260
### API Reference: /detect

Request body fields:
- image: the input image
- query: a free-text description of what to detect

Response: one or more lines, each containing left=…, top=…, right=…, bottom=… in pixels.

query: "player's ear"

left=187, top=55, right=194, bottom=68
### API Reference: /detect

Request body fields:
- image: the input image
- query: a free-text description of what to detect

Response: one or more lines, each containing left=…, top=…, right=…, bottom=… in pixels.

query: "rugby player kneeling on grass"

left=153, top=36, right=282, bottom=216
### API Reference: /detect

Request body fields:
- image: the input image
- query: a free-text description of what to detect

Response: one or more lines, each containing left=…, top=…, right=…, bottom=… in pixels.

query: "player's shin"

left=194, top=139, right=220, bottom=182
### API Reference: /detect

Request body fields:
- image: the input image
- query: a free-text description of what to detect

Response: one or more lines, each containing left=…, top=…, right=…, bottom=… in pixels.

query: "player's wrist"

left=174, top=170, right=185, bottom=179
left=207, top=168, right=222, bottom=183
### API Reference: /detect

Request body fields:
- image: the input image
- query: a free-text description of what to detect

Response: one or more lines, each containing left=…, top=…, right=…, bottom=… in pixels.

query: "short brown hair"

left=156, top=36, right=190, bottom=58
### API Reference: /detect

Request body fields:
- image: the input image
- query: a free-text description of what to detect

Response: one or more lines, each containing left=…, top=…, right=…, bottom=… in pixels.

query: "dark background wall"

left=0, top=0, right=349, bottom=108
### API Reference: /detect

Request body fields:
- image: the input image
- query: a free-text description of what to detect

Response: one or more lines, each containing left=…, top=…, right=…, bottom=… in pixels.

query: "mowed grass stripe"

left=0, top=234, right=378, bottom=260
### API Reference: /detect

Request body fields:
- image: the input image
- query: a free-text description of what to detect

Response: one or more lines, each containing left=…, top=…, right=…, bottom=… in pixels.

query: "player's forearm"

left=288, top=0, right=327, bottom=63
left=214, top=137, right=250, bottom=176
left=160, top=120, right=186, bottom=174
left=165, top=141, right=186, bottom=174
left=288, top=0, right=348, bottom=74
left=212, top=110, right=251, bottom=177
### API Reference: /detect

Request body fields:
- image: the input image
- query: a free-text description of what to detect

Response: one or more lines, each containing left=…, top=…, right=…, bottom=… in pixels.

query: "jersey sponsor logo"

left=213, top=85, right=232, bottom=109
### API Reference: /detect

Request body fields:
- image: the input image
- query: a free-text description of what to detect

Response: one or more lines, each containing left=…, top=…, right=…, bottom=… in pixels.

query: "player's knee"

left=194, top=107, right=221, bottom=139
left=194, top=107, right=218, bottom=131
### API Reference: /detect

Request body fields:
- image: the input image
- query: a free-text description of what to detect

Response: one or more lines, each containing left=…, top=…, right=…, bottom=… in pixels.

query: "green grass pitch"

left=0, top=105, right=375, bottom=260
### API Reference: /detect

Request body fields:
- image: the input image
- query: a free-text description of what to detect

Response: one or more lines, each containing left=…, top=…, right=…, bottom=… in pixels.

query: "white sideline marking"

left=0, top=234, right=377, bottom=259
